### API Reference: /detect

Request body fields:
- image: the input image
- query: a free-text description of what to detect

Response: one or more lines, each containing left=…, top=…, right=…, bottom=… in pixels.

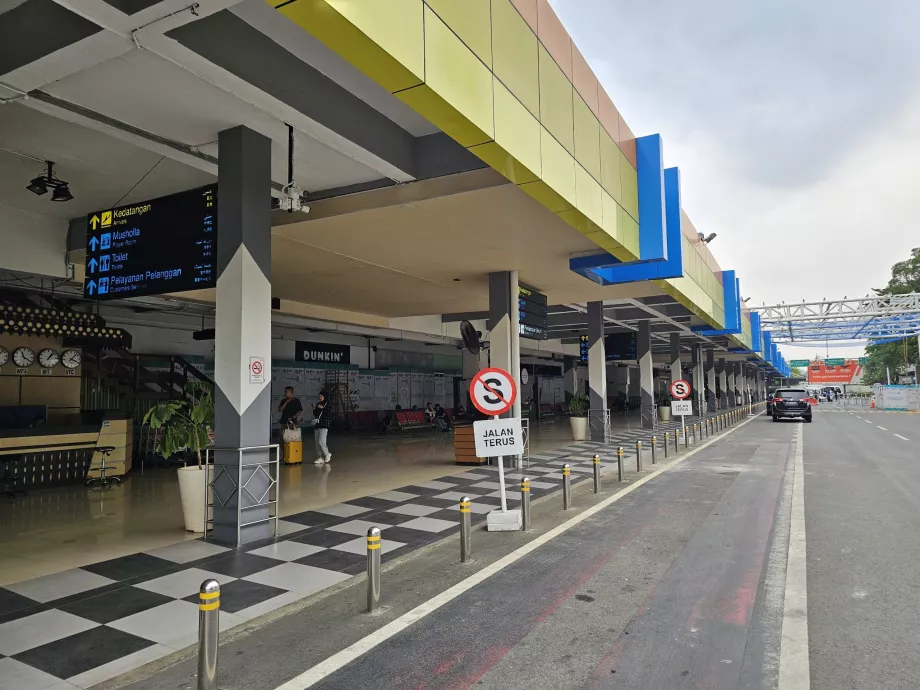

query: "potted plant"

left=657, top=392, right=672, bottom=422
left=143, top=381, right=214, bottom=532
left=568, top=394, right=590, bottom=441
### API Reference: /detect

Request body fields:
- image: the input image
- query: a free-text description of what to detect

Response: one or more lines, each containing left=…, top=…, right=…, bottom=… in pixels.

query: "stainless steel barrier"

left=197, top=579, right=220, bottom=690
left=204, top=444, right=280, bottom=546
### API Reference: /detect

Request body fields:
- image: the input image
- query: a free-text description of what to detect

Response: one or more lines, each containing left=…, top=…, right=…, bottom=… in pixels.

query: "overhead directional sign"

left=518, top=285, right=548, bottom=340
left=84, top=185, right=217, bottom=300
left=823, top=358, right=845, bottom=366
left=790, top=360, right=810, bottom=367
left=670, top=379, right=691, bottom=400
left=470, top=367, right=517, bottom=416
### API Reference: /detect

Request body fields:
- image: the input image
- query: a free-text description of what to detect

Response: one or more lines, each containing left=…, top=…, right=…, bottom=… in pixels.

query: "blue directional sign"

left=84, top=185, right=217, bottom=300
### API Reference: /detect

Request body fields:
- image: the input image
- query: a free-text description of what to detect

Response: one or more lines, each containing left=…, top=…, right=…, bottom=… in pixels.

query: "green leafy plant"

left=568, top=394, right=590, bottom=417
left=142, top=381, right=214, bottom=467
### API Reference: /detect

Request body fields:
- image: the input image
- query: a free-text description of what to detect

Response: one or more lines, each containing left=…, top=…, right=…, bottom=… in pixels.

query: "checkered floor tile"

left=0, top=418, right=721, bottom=688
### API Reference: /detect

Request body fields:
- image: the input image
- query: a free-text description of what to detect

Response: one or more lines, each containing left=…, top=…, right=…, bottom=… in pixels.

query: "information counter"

left=0, top=414, right=133, bottom=491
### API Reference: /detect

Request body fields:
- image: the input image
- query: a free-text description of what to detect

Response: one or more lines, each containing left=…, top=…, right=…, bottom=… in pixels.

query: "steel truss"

left=759, top=293, right=920, bottom=342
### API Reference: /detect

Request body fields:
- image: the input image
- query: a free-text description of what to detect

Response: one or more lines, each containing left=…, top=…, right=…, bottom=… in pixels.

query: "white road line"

left=865, top=419, right=873, bottom=424
left=877, top=426, right=887, bottom=431
left=779, top=423, right=810, bottom=689
left=895, top=434, right=909, bottom=441
left=271, top=416, right=764, bottom=690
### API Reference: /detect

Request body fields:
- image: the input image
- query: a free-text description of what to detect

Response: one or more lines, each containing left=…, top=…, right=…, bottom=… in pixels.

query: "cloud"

left=550, top=0, right=920, bottom=357
left=552, top=0, right=920, bottom=188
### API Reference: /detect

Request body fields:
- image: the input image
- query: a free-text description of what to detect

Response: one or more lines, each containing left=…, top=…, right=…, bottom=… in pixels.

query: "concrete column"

left=734, top=362, right=742, bottom=405
left=705, top=349, right=716, bottom=413
left=212, top=126, right=273, bottom=545
left=489, top=271, right=520, bottom=464
left=563, top=355, right=577, bottom=403
left=628, top=366, right=640, bottom=399
left=720, top=358, right=730, bottom=408
left=488, top=271, right=517, bottom=393
left=694, top=344, right=705, bottom=416
left=714, top=358, right=722, bottom=405
left=509, top=273, right=521, bottom=420
left=638, top=320, right=654, bottom=428
left=587, top=302, right=607, bottom=441
left=689, top=346, right=700, bottom=415
left=669, top=333, right=681, bottom=384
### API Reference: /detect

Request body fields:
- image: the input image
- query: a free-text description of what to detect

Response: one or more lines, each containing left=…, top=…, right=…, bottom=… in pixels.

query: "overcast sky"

left=550, top=0, right=920, bottom=359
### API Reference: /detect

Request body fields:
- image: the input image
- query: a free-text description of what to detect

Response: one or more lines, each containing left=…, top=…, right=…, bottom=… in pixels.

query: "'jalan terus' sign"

left=294, top=341, right=350, bottom=365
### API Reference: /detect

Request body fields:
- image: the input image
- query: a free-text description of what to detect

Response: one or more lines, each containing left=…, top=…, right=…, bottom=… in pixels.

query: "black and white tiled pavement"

left=0, top=429, right=696, bottom=689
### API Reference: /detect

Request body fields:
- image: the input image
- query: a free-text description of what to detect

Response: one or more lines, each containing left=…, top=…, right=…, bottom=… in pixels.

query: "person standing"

left=313, top=390, right=333, bottom=465
left=278, top=387, right=303, bottom=429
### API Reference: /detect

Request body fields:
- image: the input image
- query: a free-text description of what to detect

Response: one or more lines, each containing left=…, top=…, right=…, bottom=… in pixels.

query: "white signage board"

left=474, top=418, right=524, bottom=457
left=249, top=357, right=265, bottom=384
left=671, top=400, right=692, bottom=415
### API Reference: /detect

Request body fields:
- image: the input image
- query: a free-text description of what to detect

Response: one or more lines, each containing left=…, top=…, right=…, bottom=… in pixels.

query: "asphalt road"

left=114, top=407, right=920, bottom=690
left=804, top=406, right=920, bottom=690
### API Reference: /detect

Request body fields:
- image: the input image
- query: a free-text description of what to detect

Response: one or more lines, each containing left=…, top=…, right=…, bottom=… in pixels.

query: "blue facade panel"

left=569, top=136, right=683, bottom=286
left=636, top=134, right=667, bottom=261
left=692, top=270, right=741, bottom=335
left=751, top=312, right=762, bottom=353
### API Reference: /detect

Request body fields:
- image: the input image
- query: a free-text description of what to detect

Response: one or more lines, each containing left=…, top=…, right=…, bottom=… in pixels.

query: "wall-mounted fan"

left=460, top=320, right=489, bottom=355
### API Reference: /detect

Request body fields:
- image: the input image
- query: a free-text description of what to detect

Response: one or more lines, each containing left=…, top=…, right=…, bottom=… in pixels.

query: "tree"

left=862, top=247, right=920, bottom=384
left=877, top=247, right=920, bottom=295
left=863, top=338, right=917, bottom=385
left=791, top=367, right=806, bottom=381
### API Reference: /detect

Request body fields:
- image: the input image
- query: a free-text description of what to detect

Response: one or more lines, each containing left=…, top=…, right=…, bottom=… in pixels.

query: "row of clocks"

left=0, top=347, right=82, bottom=369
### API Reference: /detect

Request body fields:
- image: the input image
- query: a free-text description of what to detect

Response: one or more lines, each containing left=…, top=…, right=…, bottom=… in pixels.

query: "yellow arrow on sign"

left=90, top=215, right=100, bottom=230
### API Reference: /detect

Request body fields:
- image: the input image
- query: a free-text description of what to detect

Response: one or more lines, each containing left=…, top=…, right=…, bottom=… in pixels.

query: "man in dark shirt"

left=279, top=387, right=303, bottom=427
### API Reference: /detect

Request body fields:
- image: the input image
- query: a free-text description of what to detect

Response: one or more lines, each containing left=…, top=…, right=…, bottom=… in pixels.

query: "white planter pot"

left=177, top=465, right=210, bottom=533
left=658, top=406, right=672, bottom=422
left=569, top=416, right=589, bottom=441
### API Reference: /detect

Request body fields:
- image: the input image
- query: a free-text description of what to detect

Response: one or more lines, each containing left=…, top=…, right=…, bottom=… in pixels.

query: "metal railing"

left=588, top=408, right=611, bottom=444
left=203, top=444, right=280, bottom=546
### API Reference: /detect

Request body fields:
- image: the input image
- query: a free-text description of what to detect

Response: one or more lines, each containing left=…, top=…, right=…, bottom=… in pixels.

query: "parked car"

left=772, top=388, right=813, bottom=423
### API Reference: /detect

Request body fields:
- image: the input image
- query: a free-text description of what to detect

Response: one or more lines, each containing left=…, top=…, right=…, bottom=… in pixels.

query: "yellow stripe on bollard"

left=199, top=591, right=220, bottom=600
left=199, top=601, right=220, bottom=611
left=367, top=535, right=381, bottom=550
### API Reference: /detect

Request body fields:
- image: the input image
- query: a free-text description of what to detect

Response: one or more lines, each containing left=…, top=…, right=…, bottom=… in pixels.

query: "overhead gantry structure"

left=758, top=294, right=920, bottom=343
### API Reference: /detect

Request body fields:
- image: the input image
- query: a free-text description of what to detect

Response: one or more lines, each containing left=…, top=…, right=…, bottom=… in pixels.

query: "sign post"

left=670, top=379, right=692, bottom=441
left=470, top=368, right=522, bottom=531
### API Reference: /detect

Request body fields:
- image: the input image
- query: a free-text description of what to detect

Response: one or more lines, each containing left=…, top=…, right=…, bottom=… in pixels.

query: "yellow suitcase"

left=283, top=440, right=303, bottom=465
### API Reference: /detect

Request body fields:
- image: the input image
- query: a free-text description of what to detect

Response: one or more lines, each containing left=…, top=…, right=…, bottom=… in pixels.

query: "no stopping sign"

left=470, top=368, right=517, bottom=416
left=670, top=379, right=691, bottom=400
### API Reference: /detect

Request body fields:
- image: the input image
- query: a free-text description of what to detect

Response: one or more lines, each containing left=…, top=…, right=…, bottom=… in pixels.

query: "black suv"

left=772, top=389, right=813, bottom=423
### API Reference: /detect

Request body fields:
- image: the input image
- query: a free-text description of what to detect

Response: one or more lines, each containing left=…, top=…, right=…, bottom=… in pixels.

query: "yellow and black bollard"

left=197, top=580, right=220, bottom=690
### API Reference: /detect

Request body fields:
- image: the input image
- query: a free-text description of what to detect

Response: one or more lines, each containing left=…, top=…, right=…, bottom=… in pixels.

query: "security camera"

left=278, top=182, right=309, bottom=214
